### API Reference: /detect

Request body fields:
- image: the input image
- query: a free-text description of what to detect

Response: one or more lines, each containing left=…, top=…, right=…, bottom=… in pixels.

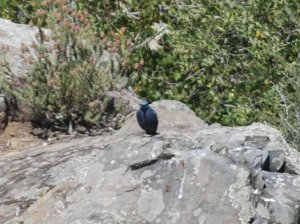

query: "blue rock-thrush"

left=136, top=100, right=158, bottom=135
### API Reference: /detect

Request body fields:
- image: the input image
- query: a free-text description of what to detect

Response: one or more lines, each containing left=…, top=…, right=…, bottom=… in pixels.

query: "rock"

left=267, top=149, right=285, bottom=172
left=244, top=135, right=270, bottom=149
left=0, top=18, right=40, bottom=77
left=76, top=125, right=87, bottom=134
left=0, top=94, right=8, bottom=133
left=262, top=171, right=300, bottom=224
left=1, top=100, right=300, bottom=224
left=31, top=127, right=47, bottom=138
left=252, top=217, right=269, bottom=224
left=106, top=88, right=140, bottom=113
left=88, top=128, right=103, bottom=136
left=243, top=149, right=269, bottom=170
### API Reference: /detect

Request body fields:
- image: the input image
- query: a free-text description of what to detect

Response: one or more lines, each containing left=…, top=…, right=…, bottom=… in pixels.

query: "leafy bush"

left=275, top=66, right=300, bottom=148
left=0, top=0, right=42, bottom=23
left=128, top=1, right=300, bottom=147
left=0, top=0, right=132, bottom=133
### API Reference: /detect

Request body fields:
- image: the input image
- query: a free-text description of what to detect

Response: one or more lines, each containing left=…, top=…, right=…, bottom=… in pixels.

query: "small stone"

left=244, top=149, right=269, bottom=170
left=47, top=137, right=53, bottom=142
left=89, top=129, right=102, bottom=136
left=268, top=149, right=285, bottom=172
left=31, top=128, right=44, bottom=136
left=244, top=136, right=270, bottom=149
left=47, top=131, right=55, bottom=138
left=255, top=202, right=271, bottom=219
left=0, top=94, right=8, bottom=112
left=251, top=170, right=265, bottom=191
left=77, top=125, right=87, bottom=134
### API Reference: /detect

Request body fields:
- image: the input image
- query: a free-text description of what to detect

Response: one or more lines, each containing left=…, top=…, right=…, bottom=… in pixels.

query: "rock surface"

left=0, top=94, right=8, bottom=133
left=1, top=100, right=300, bottom=224
left=0, top=18, right=40, bottom=77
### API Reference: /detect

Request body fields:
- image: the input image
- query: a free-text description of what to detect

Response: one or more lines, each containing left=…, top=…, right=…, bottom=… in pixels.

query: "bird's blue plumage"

left=136, top=109, right=146, bottom=130
left=136, top=101, right=158, bottom=135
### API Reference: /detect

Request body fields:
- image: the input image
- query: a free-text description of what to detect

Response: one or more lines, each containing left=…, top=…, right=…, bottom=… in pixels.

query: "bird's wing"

left=136, top=110, right=146, bottom=130
left=145, top=108, right=158, bottom=128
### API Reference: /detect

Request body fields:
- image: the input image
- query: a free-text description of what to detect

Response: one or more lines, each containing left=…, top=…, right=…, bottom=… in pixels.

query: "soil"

left=0, top=121, right=116, bottom=157
left=0, top=122, right=44, bottom=156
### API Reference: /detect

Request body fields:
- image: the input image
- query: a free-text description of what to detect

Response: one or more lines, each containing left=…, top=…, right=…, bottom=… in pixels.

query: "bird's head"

left=139, top=100, right=150, bottom=111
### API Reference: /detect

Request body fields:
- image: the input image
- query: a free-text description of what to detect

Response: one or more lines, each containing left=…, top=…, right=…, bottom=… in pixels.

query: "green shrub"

left=0, top=0, right=42, bottom=23
left=0, top=0, right=130, bottom=133
left=275, top=64, right=300, bottom=148
left=129, top=1, right=300, bottom=148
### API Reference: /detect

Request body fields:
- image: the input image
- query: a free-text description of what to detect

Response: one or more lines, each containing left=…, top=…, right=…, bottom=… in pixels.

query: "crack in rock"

left=129, top=152, right=175, bottom=170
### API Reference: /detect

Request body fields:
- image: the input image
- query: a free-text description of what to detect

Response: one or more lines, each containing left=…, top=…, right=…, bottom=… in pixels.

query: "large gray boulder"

left=0, top=18, right=39, bottom=77
left=0, top=94, right=8, bottom=133
left=1, top=100, right=300, bottom=224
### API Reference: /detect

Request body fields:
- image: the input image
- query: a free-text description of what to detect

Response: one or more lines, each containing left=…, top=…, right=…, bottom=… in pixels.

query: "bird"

left=136, top=100, right=158, bottom=135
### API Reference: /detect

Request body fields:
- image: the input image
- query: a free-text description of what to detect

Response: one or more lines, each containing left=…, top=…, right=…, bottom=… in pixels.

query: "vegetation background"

left=0, top=0, right=299, bottom=149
